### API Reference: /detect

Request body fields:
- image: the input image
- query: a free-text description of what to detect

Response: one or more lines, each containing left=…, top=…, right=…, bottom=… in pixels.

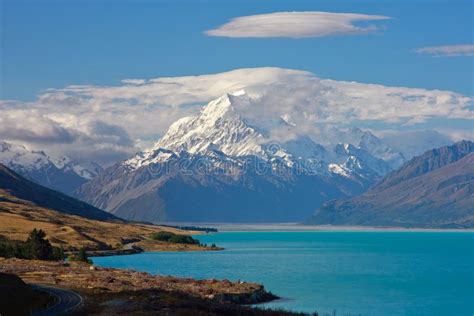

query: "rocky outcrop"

left=209, top=281, right=278, bottom=304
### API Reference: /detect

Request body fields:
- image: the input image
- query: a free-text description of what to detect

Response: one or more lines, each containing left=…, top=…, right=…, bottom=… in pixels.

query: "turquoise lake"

left=92, top=231, right=474, bottom=315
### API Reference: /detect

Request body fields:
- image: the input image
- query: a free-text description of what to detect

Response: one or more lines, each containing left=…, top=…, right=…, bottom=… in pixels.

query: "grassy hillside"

left=0, top=164, right=212, bottom=252
left=0, top=197, right=209, bottom=251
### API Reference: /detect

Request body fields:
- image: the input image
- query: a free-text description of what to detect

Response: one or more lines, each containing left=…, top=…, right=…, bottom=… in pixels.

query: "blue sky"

left=1, top=0, right=473, bottom=101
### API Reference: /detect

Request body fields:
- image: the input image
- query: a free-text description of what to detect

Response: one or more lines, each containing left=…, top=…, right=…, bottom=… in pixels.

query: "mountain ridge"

left=307, top=141, right=474, bottom=228
left=0, top=141, right=102, bottom=195
left=0, top=163, right=119, bottom=222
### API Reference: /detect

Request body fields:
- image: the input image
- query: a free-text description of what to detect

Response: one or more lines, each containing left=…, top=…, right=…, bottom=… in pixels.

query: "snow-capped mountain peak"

left=0, top=140, right=102, bottom=194
left=63, top=160, right=103, bottom=180
left=125, top=92, right=404, bottom=183
left=79, top=93, right=410, bottom=223
left=0, top=141, right=52, bottom=171
left=200, top=89, right=247, bottom=120
left=142, top=91, right=268, bottom=160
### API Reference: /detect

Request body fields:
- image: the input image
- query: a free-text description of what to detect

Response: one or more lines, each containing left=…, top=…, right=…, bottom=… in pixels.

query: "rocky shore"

left=0, top=258, right=293, bottom=315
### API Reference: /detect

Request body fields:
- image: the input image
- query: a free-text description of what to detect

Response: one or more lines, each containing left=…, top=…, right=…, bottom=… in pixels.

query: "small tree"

left=69, top=247, right=92, bottom=264
left=77, top=248, right=88, bottom=262
left=52, top=246, right=65, bottom=261
left=25, top=229, right=53, bottom=260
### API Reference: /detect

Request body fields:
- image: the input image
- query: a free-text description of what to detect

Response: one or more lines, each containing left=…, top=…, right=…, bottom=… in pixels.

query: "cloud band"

left=415, top=44, right=474, bottom=57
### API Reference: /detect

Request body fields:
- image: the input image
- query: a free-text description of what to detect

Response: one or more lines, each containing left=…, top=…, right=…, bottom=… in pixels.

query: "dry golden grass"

left=0, top=198, right=203, bottom=251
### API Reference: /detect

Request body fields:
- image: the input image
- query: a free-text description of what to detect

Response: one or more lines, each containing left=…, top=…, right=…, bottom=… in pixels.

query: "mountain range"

left=0, top=141, right=102, bottom=195
left=2, top=92, right=469, bottom=226
left=76, top=91, right=409, bottom=223
left=307, top=141, right=474, bottom=228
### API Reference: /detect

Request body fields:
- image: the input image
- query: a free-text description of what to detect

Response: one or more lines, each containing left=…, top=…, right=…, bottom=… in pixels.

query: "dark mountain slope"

left=375, top=140, right=473, bottom=190
left=308, top=141, right=474, bottom=228
left=0, top=164, right=120, bottom=222
left=75, top=153, right=350, bottom=223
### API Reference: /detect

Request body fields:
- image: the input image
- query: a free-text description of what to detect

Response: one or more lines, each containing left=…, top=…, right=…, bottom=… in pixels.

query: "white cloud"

left=0, top=67, right=472, bottom=165
left=373, top=129, right=455, bottom=158
left=205, top=11, right=390, bottom=38
left=121, top=79, right=146, bottom=85
left=415, top=44, right=474, bottom=57
left=437, top=128, right=474, bottom=142
left=0, top=109, right=77, bottom=144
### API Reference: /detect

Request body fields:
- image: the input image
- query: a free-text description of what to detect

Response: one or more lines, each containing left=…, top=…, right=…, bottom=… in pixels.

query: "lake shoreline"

left=0, top=257, right=287, bottom=315
left=84, top=240, right=224, bottom=257
left=162, top=222, right=474, bottom=232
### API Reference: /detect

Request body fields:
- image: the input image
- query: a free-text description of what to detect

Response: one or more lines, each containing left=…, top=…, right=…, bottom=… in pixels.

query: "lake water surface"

left=92, top=231, right=474, bottom=315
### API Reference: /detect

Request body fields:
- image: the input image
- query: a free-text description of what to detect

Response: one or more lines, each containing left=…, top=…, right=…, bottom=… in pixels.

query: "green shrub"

left=150, top=231, right=200, bottom=245
left=68, top=247, right=92, bottom=264
left=150, top=231, right=174, bottom=242
left=0, top=229, right=64, bottom=261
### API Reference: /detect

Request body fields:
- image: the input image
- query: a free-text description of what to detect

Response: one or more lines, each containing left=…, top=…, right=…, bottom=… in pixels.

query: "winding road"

left=32, top=285, right=83, bottom=315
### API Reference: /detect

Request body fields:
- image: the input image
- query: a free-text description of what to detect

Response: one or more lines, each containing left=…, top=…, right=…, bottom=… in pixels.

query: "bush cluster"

left=161, top=225, right=218, bottom=233
left=150, top=231, right=200, bottom=245
left=0, top=229, right=64, bottom=260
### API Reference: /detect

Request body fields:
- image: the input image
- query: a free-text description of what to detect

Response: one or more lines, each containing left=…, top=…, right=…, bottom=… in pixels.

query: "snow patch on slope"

left=0, top=141, right=102, bottom=180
